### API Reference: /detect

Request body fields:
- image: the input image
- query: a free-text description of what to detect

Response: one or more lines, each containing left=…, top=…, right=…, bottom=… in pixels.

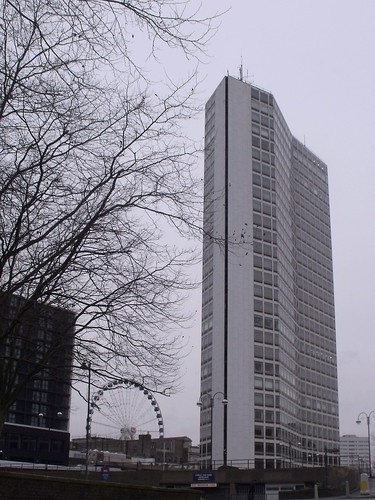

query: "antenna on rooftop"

left=238, top=59, right=255, bottom=84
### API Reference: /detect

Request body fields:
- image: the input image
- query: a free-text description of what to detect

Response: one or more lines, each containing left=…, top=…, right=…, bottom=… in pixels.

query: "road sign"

left=101, top=465, right=110, bottom=481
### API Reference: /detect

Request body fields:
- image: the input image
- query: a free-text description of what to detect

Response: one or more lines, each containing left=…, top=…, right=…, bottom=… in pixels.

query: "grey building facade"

left=0, top=295, right=75, bottom=464
left=199, top=76, right=339, bottom=468
left=340, top=434, right=370, bottom=473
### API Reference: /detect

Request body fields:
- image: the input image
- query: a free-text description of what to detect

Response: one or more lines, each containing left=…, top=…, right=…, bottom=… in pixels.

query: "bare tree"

left=0, top=0, right=220, bottom=430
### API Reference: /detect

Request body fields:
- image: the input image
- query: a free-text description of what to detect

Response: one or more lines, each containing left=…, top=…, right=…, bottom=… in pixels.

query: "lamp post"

left=81, top=361, right=92, bottom=479
left=197, top=391, right=228, bottom=469
left=34, top=412, right=45, bottom=464
left=356, top=411, right=375, bottom=477
left=280, top=439, right=301, bottom=468
left=35, top=411, right=63, bottom=463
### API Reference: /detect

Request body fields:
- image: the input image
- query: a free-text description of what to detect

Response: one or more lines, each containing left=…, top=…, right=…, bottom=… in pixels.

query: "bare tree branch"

left=0, top=0, right=222, bottom=430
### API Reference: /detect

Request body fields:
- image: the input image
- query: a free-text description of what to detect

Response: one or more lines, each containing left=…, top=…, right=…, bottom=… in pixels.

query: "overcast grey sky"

left=71, top=0, right=375, bottom=445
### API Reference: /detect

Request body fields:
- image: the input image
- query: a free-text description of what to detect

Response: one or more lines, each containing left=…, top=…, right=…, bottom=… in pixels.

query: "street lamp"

left=356, top=411, right=375, bottom=477
left=37, top=411, right=63, bottom=429
left=197, top=391, right=228, bottom=468
left=81, top=361, right=92, bottom=479
left=280, top=439, right=301, bottom=468
left=35, top=411, right=63, bottom=463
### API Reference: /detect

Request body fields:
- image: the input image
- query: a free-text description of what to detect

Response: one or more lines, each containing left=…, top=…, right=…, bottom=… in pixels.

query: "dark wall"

left=0, top=471, right=202, bottom=500
left=0, top=424, right=70, bottom=465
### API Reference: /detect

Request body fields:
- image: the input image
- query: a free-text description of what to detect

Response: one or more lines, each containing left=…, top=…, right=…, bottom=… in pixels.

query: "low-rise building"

left=340, top=434, right=369, bottom=472
left=71, top=434, right=196, bottom=466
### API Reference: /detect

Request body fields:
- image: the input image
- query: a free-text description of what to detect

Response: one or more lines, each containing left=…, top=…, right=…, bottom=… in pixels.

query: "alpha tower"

left=199, top=76, right=339, bottom=468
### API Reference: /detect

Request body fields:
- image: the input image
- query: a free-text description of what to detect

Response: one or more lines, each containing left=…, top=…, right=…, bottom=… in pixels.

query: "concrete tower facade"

left=199, top=76, right=339, bottom=468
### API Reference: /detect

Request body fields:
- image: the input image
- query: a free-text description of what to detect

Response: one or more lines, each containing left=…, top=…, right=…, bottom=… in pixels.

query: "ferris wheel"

left=88, top=379, right=165, bottom=440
